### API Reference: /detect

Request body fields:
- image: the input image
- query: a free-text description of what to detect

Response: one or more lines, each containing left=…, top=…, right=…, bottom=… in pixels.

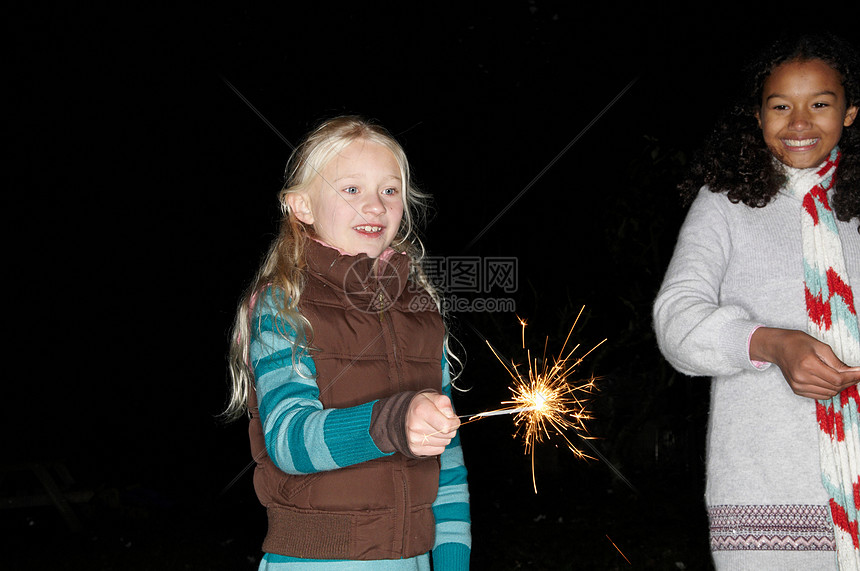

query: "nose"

left=788, top=107, right=812, bottom=131
left=362, top=191, right=386, bottom=216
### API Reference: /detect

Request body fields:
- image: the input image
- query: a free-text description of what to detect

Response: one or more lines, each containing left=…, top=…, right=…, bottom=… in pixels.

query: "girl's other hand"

left=750, top=327, right=860, bottom=399
left=405, top=392, right=461, bottom=457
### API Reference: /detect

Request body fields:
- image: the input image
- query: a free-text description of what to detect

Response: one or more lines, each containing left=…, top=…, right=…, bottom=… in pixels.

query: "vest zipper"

left=377, top=284, right=408, bottom=552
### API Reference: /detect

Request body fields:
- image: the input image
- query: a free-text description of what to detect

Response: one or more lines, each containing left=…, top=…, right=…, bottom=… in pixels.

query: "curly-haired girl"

left=655, top=33, right=860, bottom=569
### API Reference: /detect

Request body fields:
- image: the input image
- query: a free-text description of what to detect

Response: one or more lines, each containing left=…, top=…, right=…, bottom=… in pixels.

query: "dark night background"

left=6, top=4, right=857, bottom=570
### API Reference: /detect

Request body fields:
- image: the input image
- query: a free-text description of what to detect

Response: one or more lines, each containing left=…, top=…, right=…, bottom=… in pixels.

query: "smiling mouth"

left=782, top=138, right=819, bottom=149
left=354, top=225, right=384, bottom=234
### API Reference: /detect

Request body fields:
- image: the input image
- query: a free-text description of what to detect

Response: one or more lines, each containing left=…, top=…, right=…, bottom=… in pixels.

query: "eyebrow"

left=765, top=90, right=839, bottom=101
left=333, top=173, right=402, bottom=182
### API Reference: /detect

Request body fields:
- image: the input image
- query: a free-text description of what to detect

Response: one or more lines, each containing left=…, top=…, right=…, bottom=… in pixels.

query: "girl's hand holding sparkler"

left=406, top=391, right=460, bottom=456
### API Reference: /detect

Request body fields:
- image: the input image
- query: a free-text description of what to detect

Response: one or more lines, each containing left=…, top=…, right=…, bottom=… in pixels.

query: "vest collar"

left=304, top=238, right=410, bottom=310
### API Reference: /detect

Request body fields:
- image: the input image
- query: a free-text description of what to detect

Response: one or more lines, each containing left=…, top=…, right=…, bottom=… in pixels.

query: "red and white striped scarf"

left=786, top=147, right=860, bottom=569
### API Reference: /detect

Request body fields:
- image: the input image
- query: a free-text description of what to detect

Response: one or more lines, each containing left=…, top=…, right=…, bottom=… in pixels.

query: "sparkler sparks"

left=476, top=307, right=606, bottom=493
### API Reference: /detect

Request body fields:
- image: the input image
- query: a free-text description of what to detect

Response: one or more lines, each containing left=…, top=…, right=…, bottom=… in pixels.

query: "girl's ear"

left=844, top=104, right=859, bottom=127
left=755, top=109, right=762, bottom=129
left=287, top=191, right=315, bottom=225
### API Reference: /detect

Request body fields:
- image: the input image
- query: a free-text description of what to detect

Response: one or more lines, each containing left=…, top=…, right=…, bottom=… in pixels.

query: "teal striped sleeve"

left=250, top=289, right=390, bottom=475
left=431, top=356, right=472, bottom=570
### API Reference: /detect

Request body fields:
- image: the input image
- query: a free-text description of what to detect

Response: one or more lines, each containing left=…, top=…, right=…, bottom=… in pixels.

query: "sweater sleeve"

left=250, top=289, right=391, bottom=474
left=431, top=357, right=472, bottom=570
left=653, top=189, right=765, bottom=378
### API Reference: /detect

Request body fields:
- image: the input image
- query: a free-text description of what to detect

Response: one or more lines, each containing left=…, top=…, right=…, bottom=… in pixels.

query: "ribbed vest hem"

left=262, top=505, right=435, bottom=561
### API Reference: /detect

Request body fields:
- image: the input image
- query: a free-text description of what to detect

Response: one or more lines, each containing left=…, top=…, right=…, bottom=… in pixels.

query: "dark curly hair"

left=679, top=32, right=860, bottom=229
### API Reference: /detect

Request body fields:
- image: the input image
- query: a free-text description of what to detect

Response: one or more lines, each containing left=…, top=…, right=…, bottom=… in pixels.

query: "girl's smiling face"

left=757, top=58, right=858, bottom=169
left=288, top=138, right=405, bottom=258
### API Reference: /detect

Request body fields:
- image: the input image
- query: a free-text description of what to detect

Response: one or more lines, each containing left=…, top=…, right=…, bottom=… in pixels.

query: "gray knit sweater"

left=654, top=187, right=860, bottom=570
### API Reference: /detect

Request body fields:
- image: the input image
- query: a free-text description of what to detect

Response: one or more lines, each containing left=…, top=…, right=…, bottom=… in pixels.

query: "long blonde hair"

left=222, top=115, right=454, bottom=422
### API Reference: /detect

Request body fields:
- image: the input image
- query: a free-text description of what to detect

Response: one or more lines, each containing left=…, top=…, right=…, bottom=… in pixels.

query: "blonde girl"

left=225, top=116, right=470, bottom=570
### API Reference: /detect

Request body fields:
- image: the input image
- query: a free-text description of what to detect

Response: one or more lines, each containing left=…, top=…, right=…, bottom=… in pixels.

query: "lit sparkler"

left=468, top=307, right=607, bottom=493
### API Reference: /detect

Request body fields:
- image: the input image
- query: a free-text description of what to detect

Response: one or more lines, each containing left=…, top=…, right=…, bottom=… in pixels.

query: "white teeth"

left=355, top=225, right=382, bottom=232
left=783, top=138, right=818, bottom=147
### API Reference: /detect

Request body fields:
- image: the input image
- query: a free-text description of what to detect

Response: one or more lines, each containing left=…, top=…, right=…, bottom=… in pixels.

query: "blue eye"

left=344, top=186, right=358, bottom=194
left=382, top=187, right=397, bottom=196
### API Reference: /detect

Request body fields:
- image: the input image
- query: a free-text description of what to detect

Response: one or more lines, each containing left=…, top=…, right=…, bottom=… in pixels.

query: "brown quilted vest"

left=248, top=240, right=444, bottom=560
